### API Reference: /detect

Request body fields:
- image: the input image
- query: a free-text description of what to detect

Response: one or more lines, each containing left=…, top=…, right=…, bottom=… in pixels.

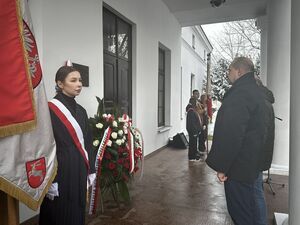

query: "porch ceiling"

left=161, top=0, right=268, bottom=26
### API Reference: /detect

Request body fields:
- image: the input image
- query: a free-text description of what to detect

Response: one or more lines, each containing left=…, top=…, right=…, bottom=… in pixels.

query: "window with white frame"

left=190, top=73, right=195, bottom=96
left=158, top=48, right=165, bottom=127
left=158, top=43, right=171, bottom=128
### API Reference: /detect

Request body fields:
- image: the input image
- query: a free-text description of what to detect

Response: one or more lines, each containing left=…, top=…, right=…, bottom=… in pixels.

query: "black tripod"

left=263, top=169, right=285, bottom=195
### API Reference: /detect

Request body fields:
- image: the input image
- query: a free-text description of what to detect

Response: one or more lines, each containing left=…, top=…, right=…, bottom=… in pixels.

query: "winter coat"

left=39, top=92, right=95, bottom=225
left=206, top=72, right=266, bottom=183
left=259, top=85, right=275, bottom=171
left=186, top=104, right=202, bottom=135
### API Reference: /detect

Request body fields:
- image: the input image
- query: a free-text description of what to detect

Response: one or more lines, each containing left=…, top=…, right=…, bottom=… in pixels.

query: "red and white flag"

left=0, top=0, right=56, bottom=210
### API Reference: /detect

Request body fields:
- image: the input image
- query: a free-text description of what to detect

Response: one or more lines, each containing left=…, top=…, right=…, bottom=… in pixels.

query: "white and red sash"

left=48, top=99, right=90, bottom=171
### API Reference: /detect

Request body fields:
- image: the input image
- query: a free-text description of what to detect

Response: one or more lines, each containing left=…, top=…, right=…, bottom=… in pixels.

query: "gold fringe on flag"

left=0, top=120, right=36, bottom=138
left=0, top=161, right=57, bottom=211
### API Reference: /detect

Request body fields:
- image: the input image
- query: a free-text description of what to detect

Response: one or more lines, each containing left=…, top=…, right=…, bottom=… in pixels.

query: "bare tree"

left=209, top=19, right=260, bottom=62
left=203, top=19, right=261, bottom=101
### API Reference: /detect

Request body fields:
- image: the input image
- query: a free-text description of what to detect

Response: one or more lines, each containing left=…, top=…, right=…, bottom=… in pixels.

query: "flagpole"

left=206, top=53, right=212, bottom=154
left=0, top=191, right=19, bottom=225
left=206, top=53, right=211, bottom=108
left=206, top=53, right=210, bottom=97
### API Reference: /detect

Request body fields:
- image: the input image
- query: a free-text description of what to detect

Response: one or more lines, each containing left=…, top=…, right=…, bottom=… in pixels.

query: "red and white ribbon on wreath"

left=130, top=127, right=144, bottom=180
left=122, top=114, right=132, bottom=126
left=127, top=129, right=135, bottom=174
left=121, top=114, right=135, bottom=173
left=88, top=127, right=112, bottom=215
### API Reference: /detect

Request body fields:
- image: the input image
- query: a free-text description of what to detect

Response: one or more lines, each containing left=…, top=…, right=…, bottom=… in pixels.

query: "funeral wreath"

left=88, top=97, right=143, bottom=214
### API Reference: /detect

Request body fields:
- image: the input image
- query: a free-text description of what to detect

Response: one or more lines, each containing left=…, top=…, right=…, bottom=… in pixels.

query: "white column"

left=256, top=16, right=268, bottom=85
left=266, top=0, right=290, bottom=171
left=290, top=0, right=300, bottom=223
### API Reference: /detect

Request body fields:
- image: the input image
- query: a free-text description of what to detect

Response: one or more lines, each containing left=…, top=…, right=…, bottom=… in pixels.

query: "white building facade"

left=21, top=0, right=211, bottom=222
left=30, top=0, right=184, bottom=158
left=180, top=26, right=213, bottom=132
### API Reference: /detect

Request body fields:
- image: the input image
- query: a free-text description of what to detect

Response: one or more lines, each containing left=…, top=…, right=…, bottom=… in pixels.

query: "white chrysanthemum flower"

left=107, top=140, right=112, bottom=146
left=112, top=121, right=118, bottom=127
left=95, top=123, right=103, bottom=129
left=121, top=139, right=125, bottom=143
left=111, top=132, right=118, bottom=139
left=118, top=130, right=123, bottom=136
left=116, top=139, right=122, bottom=146
left=102, top=113, right=107, bottom=118
left=93, top=140, right=99, bottom=147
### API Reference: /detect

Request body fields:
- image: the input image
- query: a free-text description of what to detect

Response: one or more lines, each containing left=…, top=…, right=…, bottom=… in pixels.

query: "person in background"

left=186, top=89, right=205, bottom=158
left=206, top=57, right=266, bottom=224
left=253, top=76, right=275, bottom=225
left=39, top=66, right=96, bottom=225
left=192, top=89, right=200, bottom=101
left=186, top=90, right=201, bottom=114
left=186, top=97, right=202, bottom=161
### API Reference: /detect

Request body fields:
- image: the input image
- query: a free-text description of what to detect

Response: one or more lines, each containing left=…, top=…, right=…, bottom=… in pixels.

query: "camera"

left=210, top=0, right=226, bottom=7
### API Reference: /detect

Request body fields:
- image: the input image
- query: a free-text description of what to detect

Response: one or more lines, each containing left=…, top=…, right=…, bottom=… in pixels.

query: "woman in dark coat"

left=39, top=66, right=95, bottom=225
left=186, top=97, right=202, bottom=161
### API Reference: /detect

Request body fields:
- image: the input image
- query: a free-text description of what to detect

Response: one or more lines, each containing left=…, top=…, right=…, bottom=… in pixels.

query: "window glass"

left=158, top=108, right=164, bottom=126
left=103, top=10, right=116, bottom=54
left=118, top=20, right=130, bottom=59
left=158, top=48, right=165, bottom=127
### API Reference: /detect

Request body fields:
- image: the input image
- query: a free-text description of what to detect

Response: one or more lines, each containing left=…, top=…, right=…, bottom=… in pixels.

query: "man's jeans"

left=254, top=172, right=268, bottom=225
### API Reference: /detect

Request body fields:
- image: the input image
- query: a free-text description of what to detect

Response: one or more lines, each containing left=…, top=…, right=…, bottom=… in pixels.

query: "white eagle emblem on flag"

left=26, top=157, right=46, bottom=188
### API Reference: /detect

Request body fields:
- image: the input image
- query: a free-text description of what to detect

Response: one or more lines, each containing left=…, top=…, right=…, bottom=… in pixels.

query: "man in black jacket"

left=206, top=57, right=266, bottom=225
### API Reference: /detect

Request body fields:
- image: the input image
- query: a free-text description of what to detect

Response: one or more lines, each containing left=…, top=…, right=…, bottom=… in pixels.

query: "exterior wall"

left=24, top=0, right=182, bottom=221
left=180, top=26, right=212, bottom=133
left=29, top=0, right=182, bottom=157
left=102, top=0, right=182, bottom=155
